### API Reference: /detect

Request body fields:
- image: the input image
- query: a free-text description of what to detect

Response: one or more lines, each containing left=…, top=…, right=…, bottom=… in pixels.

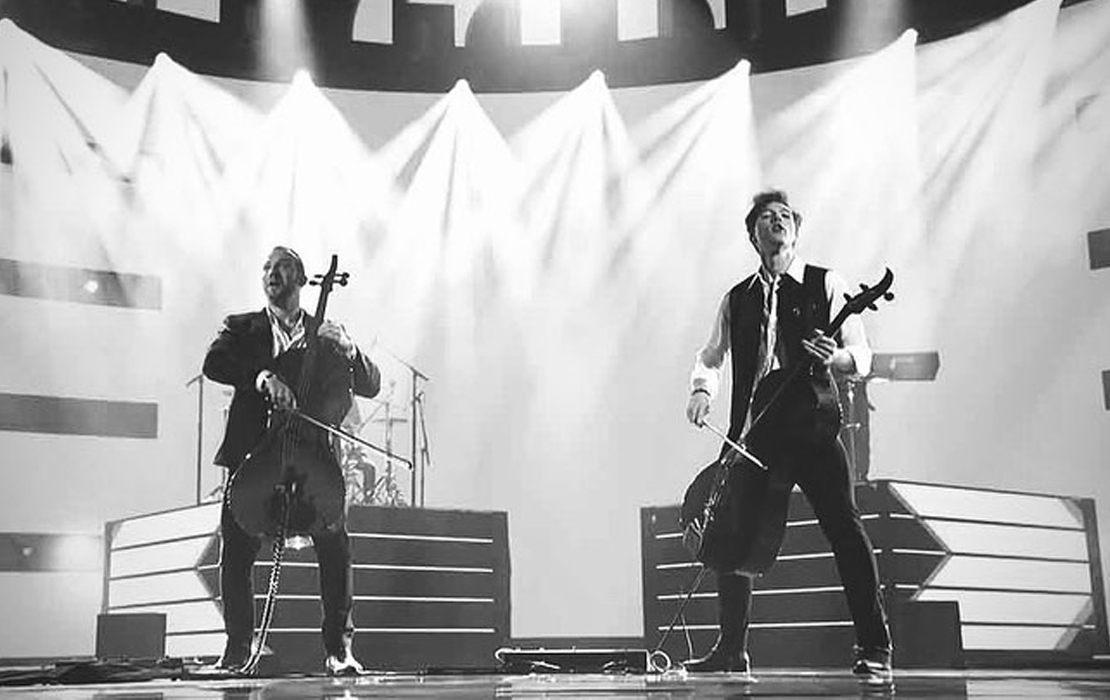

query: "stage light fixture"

left=220, top=0, right=358, bottom=43
left=658, top=0, right=714, bottom=39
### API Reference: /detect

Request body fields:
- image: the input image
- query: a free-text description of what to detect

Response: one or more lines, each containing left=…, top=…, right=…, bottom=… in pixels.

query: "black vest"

left=726, top=264, right=834, bottom=442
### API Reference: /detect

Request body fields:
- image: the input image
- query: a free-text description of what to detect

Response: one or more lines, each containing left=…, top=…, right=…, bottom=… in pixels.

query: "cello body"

left=680, top=452, right=792, bottom=576
left=229, top=347, right=353, bottom=537
left=679, top=364, right=841, bottom=576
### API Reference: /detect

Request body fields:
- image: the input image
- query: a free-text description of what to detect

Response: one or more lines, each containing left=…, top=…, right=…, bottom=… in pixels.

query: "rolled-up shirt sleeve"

left=690, top=292, right=731, bottom=400
left=826, top=270, right=872, bottom=378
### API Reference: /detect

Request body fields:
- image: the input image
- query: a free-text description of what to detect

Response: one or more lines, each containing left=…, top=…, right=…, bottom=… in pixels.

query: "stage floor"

left=3, top=668, right=1110, bottom=698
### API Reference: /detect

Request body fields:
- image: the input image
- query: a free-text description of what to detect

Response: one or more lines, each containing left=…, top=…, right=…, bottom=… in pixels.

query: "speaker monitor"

left=891, top=601, right=963, bottom=669
left=96, top=613, right=166, bottom=661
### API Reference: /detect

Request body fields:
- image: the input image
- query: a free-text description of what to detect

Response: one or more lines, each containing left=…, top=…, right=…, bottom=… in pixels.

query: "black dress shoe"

left=196, top=651, right=249, bottom=675
left=325, top=650, right=364, bottom=676
left=683, top=646, right=751, bottom=674
left=852, top=646, right=893, bottom=684
left=205, top=641, right=252, bottom=672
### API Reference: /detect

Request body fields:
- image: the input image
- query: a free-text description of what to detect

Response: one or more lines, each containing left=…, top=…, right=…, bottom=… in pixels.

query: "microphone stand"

left=375, top=341, right=431, bottom=508
left=185, top=373, right=204, bottom=506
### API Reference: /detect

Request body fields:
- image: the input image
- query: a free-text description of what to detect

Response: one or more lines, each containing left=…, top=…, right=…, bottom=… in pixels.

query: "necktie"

left=756, top=277, right=778, bottom=383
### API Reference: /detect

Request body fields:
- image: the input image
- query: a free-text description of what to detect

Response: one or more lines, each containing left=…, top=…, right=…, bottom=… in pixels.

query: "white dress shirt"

left=255, top=307, right=307, bottom=391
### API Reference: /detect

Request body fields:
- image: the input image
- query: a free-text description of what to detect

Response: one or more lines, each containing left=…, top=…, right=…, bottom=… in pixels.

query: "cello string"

left=285, top=260, right=339, bottom=531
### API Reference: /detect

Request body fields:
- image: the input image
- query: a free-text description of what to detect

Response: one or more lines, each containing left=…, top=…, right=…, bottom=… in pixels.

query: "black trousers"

left=219, top=499, right=355, bottom=657
left=721, top=436, right=891, bottom=652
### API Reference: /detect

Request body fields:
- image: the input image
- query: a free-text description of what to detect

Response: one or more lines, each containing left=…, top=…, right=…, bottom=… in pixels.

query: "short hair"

left=744, top=189, right=802, bottom=234
left=270, top=246, right=307, bottom=285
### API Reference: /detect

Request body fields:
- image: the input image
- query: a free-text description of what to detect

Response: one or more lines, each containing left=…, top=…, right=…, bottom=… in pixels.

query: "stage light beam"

left=259, top=0, right=313, bottom=79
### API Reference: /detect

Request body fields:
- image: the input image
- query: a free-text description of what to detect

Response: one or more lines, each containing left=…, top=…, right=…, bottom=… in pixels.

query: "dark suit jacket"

left=203, top=309, right=381, bottom=469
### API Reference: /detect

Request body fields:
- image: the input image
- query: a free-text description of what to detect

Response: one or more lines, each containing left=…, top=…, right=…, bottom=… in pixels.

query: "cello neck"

left=295, top=254, right=348, bottom=399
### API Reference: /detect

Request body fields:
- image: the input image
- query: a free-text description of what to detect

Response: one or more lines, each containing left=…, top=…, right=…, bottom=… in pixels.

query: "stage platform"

left=100, top=503, right=510, bottom=672
left=642, top=479, right=1110, bottom=668
left=2, top=666, right=1110, bottom=698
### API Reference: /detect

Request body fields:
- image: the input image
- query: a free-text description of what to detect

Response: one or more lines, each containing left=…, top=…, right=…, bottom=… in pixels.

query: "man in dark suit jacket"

left=203, top=246, right=380, bottom=675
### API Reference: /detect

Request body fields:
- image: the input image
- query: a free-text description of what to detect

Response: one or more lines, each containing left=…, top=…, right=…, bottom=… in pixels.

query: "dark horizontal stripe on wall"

left=0, top=393, right=157, bottom=438
left=0, top=258, right=161, bottom=309
left=0, top=532, right=102, bottom=572
left=1090, top=228, right=1110, bottom=270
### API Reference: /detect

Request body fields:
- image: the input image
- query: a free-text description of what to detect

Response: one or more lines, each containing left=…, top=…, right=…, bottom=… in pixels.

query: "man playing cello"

left=684, top=190, right=892, bottom=682
left=203, top=246, right=380, bottom=675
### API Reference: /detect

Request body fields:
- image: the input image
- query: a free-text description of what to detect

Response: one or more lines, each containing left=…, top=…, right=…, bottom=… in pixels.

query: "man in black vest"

left=203, top=246, right=381, bottom=675
left=684, top=190, right=892, bottom=681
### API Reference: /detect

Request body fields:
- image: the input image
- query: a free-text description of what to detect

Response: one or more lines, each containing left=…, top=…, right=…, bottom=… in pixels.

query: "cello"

left=228, top=254, right=353, bottom=538
left=218, top=255, right=410, bottom=675
left=680, top=268, right=894, bottom=576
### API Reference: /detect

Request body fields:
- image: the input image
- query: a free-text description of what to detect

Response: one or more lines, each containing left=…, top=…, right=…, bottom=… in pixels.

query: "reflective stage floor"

left=3, top=668, right=1110, bottom=699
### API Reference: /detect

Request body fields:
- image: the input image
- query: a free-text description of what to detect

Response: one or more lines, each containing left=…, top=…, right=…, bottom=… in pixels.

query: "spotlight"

left=220, top=0, right=358, bottom=44
left=293, top=68, right=315, bottom=87
left=659, top=0, right=714, bottom=39
left=466, top=0, right=523, bottom=49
